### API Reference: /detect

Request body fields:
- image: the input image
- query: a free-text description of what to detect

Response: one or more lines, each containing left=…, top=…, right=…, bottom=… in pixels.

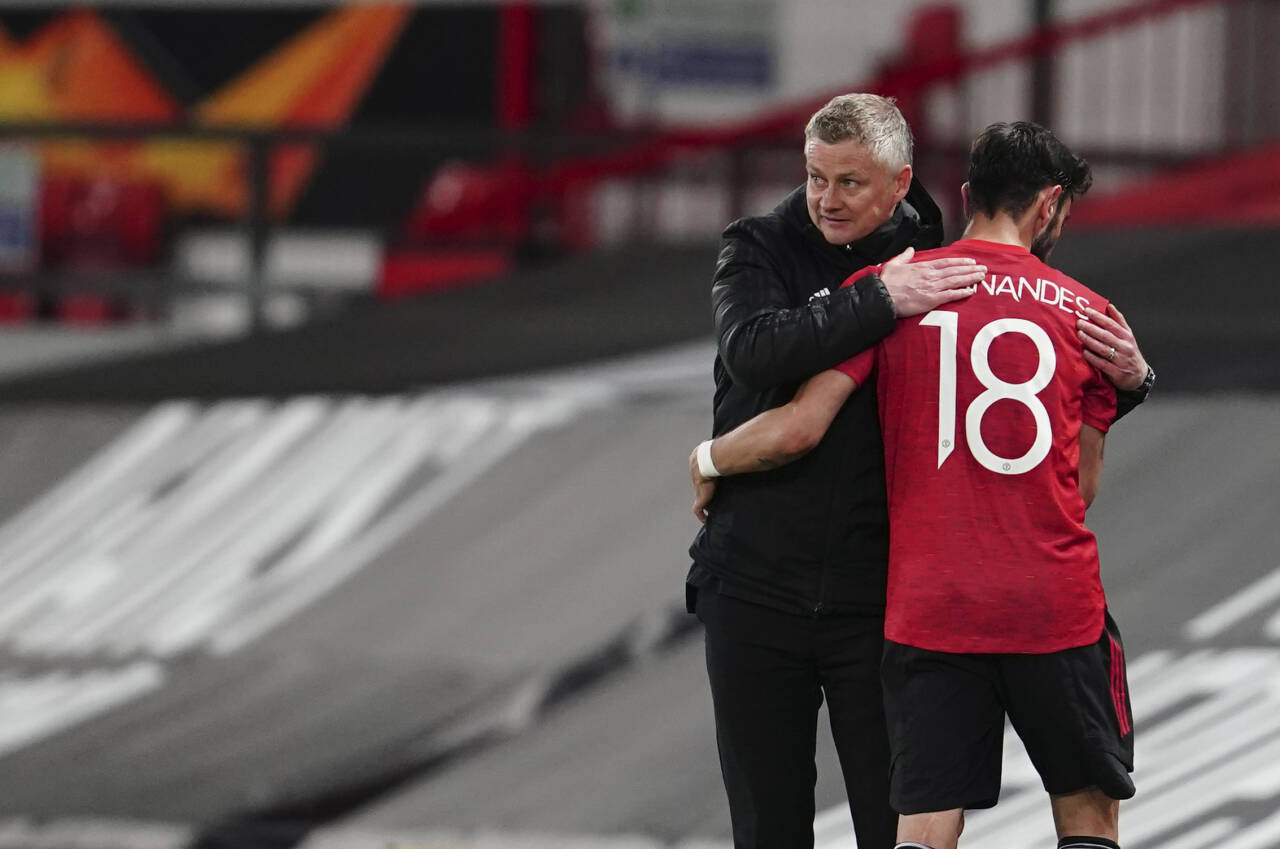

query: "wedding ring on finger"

left=1106, top=346, right=1117, bottom=363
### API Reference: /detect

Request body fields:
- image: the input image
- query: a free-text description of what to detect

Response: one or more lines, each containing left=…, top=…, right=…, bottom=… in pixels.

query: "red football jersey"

left=837, top=239, right=1117, bottom=654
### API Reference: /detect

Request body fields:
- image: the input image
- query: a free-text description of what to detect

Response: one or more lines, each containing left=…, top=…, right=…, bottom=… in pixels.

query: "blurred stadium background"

left=0, top=1, right=1277, bottom=848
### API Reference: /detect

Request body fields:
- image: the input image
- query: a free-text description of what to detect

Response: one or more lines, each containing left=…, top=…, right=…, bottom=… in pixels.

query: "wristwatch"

left=1114, top=366, right=1155, bottom=422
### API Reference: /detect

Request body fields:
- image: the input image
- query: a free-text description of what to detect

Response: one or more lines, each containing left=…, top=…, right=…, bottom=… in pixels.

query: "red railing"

left=407, top=0, right=1264, bottom=259
left=2, top=0, right=1268, bottom=319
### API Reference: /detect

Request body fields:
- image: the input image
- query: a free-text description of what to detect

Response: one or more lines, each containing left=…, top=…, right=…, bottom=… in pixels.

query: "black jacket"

left=688, top=180, right=945, bottom=616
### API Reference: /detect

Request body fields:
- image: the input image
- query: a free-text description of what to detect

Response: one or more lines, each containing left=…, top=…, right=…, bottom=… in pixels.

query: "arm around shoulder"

left=705, top=369, right=859, bottom=476
left=712, top=223, right=896, bottom=390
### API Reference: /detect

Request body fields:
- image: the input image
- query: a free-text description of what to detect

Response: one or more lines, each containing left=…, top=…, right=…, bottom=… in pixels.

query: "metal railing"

left=0, top=0, right=1270, bottom=333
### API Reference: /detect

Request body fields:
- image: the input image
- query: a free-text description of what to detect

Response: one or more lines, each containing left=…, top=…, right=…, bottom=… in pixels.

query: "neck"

left=960, top=213, right=1035, bottom=250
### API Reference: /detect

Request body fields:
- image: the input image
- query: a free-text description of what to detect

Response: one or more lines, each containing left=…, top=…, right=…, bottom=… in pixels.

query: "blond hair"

left=804, top=93, right=913, bottom=170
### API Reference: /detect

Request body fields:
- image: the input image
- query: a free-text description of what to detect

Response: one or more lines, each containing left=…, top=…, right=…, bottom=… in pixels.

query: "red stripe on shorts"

left=1109, top=634, right=1131, bottom=736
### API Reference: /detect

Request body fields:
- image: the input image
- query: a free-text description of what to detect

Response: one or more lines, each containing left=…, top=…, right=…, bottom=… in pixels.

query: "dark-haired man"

left=693, top=122, right=1139, bottom=849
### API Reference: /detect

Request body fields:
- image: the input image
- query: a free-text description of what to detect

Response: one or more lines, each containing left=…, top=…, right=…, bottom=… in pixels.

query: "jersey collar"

left=950, top=238, right=1032, bottom=256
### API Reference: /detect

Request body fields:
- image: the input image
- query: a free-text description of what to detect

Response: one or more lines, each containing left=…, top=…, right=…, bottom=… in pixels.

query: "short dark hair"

left=966, top=122, right=1092, bottom=219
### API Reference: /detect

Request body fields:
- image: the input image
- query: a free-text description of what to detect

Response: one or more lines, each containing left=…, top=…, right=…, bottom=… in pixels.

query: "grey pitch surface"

left=333, top=393, right=1280, bottom=845
left=0, top=377, right=710, bottom=827
left=0, top=361, right=1275, bottom=848
left=0, top=404, right=142, bottom=521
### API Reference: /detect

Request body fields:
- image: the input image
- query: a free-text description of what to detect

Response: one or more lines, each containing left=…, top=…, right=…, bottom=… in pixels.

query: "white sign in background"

left=0, top=146, right=38, bottom=274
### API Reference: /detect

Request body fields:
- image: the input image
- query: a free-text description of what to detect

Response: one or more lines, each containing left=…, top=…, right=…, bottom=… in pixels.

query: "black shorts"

left=882, top=610, right=1135, bottom=815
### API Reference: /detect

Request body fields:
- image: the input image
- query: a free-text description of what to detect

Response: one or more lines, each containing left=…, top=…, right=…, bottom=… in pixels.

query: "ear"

left=1038, top=184, right=1064, bottom=227
left=960, top=182, right=972, bottom=219
left=890, top=163, right=912, bottom=205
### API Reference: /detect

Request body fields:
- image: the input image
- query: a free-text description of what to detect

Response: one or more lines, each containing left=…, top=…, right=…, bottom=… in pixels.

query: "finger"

left=915, top=256, right=979, bottom=271
left=932, top=267, right=987, bottom=287
left=1075, top=323, right=1116, bottom=350
left=915, top=266, right=984, bottom=289
left=1082, top=346, right=1131, bottom=372
left=931, top=262, right=986, bottom=278
left=695, top=493, right=712, bottom=522
left=884, top=246, right=915, bottom=266
left=1082, top=307, right=1123, bottom=335
left=1107, top=303, right=1130, bottom=328
left=1082, top=348, right=1117, bottom=374
left=1077, top=323, right=1122, bottom=352
left=1079, top=331, right=1134, bottom=373
left=1094, top=308, right=1137, bottom=348
left=936, top=285, right=977, bottom=304
left=1077, top=328, right=1117, bottom=357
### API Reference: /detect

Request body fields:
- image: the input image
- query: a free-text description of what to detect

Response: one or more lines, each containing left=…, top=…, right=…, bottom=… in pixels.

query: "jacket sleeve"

left=1112, top=366, right=1155, bottom=422
left=712, top=221, right=898, bottom=390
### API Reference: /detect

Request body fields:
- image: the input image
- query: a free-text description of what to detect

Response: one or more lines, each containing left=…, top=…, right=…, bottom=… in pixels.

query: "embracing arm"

left=1077, top=304, right=1155, bottom=421
left=714, top=225, right=983, bottom=390
left=690, top=369, right=858, bottom=522
left=1078, top=424, right=1106, bottom=509
left=712, top=226, right=894, bottom=390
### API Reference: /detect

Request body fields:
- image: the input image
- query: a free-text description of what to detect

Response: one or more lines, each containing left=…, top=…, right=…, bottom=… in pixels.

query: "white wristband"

left=696, top=439, right=721, bottom=478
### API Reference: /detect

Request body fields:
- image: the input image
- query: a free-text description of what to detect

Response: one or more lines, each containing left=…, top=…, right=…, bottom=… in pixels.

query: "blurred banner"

left=597, top=0, right=778, bottom=121
left=0, top=145, right=37, bottom=274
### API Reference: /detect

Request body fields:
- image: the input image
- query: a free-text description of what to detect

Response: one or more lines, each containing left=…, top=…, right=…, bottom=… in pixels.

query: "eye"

left=808, top=174, right=824, bottom=185
left=841, top=178, right=858, bottom=188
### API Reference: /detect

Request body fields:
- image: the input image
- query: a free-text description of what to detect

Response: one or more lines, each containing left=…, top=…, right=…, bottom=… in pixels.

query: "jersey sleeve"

left=1082, top=367, right=1117, bottom=433
left=834, top=346, right=876, bottom=385
left=840, top=263, right=883, bottom=290
left=831, top=262, right=884, bottom=385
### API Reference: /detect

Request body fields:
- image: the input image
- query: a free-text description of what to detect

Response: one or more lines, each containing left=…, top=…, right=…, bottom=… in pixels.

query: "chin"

left=821, top=225, right=851, bottom=244
left=1031, top=239, right=1058, bottom=262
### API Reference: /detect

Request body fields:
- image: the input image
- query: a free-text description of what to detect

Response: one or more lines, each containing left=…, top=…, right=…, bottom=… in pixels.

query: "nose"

left=820, top=185, right=839, bottom=209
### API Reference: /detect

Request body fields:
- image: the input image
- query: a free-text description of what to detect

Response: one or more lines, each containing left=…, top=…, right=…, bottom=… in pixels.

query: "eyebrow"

left=808, top=168, right=867, bottom=179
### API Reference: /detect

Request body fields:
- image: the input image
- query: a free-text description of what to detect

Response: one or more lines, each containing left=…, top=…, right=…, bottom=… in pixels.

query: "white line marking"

left=1215, top=807, right=1280, bottom=849
left=211, top=389, right=600, bottom=654
left=1151, top=819, right=1238, bottom=849
left=1186, top=566, right=1280, bottom=641
left=0, top=817, right=191, bottom=849
left=0, top=664, right=162, bottom=758
left=817, top=646, right=1280, bottom=849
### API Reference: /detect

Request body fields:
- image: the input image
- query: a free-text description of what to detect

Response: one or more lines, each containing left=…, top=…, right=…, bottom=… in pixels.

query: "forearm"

left=691, top=370, right=857, bottom=520
left=691, top=406, right=805, bottom=522
left=1078, top=426, right=1106, bottom=508
left=708, top=405, right=817, bottom=475
left=1081, top=478, right=1099, bottom=510
left=700, top=370, right=858, bottom=476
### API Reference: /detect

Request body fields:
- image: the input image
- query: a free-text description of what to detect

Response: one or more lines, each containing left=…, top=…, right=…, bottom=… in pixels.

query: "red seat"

left=39, top=175, right=167, bottom=271
left=401, top=160, right=534, bottom=244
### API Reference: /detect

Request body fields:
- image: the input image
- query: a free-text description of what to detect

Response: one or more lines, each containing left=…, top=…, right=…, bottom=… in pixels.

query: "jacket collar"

left=779, top=177, right=944, bottom=264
